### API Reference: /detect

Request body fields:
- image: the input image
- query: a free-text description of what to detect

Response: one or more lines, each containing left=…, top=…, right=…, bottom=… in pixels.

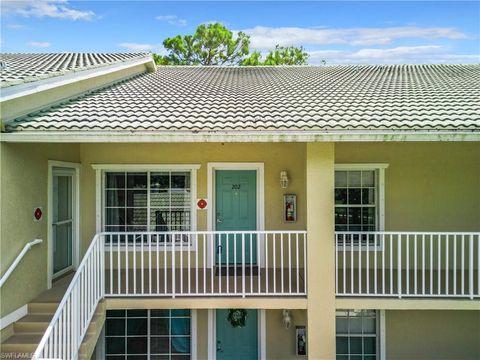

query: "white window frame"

left=335, top=309, right=383, bottom=360
left=335, top=164, right=388, bottom=249
left=93, top=164, right=200, bottom=249
left=103, top=308, right=197, bottom=359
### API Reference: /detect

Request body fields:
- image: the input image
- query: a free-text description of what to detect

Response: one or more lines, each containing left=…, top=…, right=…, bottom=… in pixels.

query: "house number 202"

left=232, top=184, right=241, bottom=190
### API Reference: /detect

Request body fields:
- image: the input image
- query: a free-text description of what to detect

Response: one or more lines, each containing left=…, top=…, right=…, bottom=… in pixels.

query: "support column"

left=306, top=142, right=336, bottom=359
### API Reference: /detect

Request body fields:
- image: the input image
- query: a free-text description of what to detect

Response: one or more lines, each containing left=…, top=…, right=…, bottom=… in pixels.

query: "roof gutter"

left=0, top=56, right=156, bottom=102
left=1, top=130, right=479, bottom=143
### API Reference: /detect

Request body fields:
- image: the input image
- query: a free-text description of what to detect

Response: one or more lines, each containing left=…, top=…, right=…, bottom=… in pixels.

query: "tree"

left=157, top=23, right=250, bottom=65
left=155, top=23, right=311, bottom=66
left=242, top=45, right=309, bottom=66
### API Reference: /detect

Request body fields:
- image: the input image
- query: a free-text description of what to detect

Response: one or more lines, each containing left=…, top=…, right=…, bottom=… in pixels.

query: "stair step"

left=13, top=314, right=53, bottom=334
left=1, top=333, right=43, bottom=353
left=79, top=332, right=98, bottom=360
left=28, top=302, right=58, bottom=315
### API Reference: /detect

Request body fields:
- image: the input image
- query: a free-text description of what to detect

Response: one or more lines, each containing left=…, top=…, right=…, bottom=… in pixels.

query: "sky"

left=1, top=1, right=479, bottom=64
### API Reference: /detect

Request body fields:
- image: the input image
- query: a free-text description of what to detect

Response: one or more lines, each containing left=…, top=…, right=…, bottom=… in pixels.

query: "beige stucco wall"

left=335, top=142, right=480, bottom=232
left=266, top=309, right=308, bottom=359
left=79, top=142, right=307, bottom=252
left=196, top=309, right=209, bottom=360
left=1, top=140, right=479, bottom=344
left=0, top=143, right=80, bottom=318
left=79, top=141, right=480, bottom=250
left=168, top=308, right=308, bottom=360
left=1, top=64, right=148, bottom=122
left=385, top=310, right=480, bottom=359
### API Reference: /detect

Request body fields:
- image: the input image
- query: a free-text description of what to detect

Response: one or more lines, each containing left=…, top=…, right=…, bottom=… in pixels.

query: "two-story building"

left=0, top=53, right=479, bottom=360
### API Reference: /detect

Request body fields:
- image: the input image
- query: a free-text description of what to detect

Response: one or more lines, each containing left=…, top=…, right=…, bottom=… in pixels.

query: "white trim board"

left=206, top=162, right=265, bottom=267
left=47, top=160, right=81, bottom=289
left=0, top=56, right=155, bottom=103
left=2, top=131, right=479, bottom=143
left=335, top=163, right=389, bottom=232
left=91, top=164, right=201, bottom=171
left=191, top=309, right=198, bottom=360
left=0, top=304, right=28, bottom=330
left=380, top=309, right=386, bottom=360
left=94, top=164, right=200, bottom=234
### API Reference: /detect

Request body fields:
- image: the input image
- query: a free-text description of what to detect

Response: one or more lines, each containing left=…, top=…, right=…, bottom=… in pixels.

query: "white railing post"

left=397, top=235, right=402, bottom=298
left=242, top=233, right=246, bottom=298
left=469, top=234, right=474, bottom=300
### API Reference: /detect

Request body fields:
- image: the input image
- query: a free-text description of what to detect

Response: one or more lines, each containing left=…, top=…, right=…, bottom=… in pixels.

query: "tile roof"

left=0, top=53, right=150, bottom=88
left=5, top=64, right=480, bottom=133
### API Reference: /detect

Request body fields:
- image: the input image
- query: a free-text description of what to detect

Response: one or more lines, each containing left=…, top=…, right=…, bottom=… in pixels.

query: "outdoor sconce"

left=282, top=309, right=292, bottom=329
left=280, top=170, right=289, bottom=189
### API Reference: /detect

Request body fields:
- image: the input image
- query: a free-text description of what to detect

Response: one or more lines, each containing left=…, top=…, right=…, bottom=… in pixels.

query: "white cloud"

left=27, top=41, right=50, bottom=48
left=155, top=15, right=187, bottom=27
left=118, top=43, right=155, bottom=52
left=241, top=26, right=468, bottom=49
left=307, top=46, right=479, bottom=64
left=6, top=23, right=25, bottom=29
left=2, top=0, right=95, bottom=21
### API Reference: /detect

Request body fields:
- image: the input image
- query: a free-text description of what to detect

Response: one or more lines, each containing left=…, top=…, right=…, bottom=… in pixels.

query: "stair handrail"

left=33, top=234, right=104, bottom=360
left=0, top=239, right=42, bottom=288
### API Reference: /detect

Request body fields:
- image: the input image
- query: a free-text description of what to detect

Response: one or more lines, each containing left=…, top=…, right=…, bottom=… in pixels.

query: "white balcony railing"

left=34, top=230, right=305, bottom=359
left=335, top=232, right=480, bottom=299
left=34, top=234, right=104, bottom=360
left=103, top=231, right=307, bottom=297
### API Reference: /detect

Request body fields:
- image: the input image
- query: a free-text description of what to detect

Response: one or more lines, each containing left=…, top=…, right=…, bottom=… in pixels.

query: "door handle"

left=217, top=245, right=223, bottom=254
left=216, top=218, right=222, bottom=223
left=217, top=340, right=223, bottom=352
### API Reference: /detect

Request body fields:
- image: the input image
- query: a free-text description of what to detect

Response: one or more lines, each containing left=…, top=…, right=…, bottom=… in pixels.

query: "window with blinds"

left=103, top=171, right=192, bottom=244
left=336, top=310, right=379, bottom=360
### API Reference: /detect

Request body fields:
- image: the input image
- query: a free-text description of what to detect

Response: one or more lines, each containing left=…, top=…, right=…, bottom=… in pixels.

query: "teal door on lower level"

left=216, top=309, right=258, bottom=360
left=215, top=170, right=257, bottom=265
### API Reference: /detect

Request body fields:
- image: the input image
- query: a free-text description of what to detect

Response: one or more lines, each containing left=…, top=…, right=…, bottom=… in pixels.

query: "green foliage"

left=240, top=50, right=262, bottom=66
left=242, top=46, right=309, bottom=66
left=154, top=23, right=311, bottom=66
left=262, top=45, right=310, bottom=65
left=156, top=23, right=250, bottom=65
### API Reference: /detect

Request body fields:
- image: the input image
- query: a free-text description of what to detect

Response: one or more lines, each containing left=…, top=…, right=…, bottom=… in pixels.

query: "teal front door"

left=216, top=309, right=258, bottom=360
left=215, top=170, right=257, bottom=265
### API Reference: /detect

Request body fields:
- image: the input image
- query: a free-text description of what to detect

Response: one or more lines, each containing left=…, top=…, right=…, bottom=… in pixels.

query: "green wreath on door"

left=227, top=309, right=248, bottom=328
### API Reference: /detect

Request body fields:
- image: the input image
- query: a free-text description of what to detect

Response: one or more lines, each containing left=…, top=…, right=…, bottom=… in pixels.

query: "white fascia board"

left=0, top=56, right=155, bottom=102
left=1, top=130, right=479, bottom=143
left=91, top=164, right=201, bottom=171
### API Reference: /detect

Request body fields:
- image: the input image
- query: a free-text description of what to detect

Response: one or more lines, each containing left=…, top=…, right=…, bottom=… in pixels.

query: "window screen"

left=105, top=309, right=191, bottom=359
left=104, top=171, right=191, bottom=239
left=336, top=310, right=378, bottom=360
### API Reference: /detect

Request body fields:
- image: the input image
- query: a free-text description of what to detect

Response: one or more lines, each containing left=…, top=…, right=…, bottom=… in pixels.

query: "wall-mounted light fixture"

left=280, top=170, right=289, bottom=189
left=282, top=309, right=292, bottom=329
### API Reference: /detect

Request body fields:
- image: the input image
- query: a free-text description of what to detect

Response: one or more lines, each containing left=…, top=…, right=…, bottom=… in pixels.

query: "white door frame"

left=208, top=309, right=266, bottom=360
left=47, top=160, right=81, bottom=288
left=206, top=162, right=265, bottom=268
